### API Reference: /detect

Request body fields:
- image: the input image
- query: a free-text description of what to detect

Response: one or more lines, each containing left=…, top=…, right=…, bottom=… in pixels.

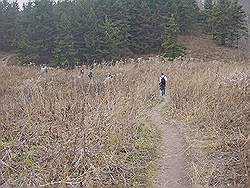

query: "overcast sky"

left=17, top=0, right=29, bottom=4
left=18, top=0, right=28, bottom=3
left=9, top=0, right=29, bottom=6
left=15, top=0, right=29, bottom=4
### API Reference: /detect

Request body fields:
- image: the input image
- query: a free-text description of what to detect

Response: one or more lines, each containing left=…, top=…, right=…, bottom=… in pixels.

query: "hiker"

left=106, top=72, right=113, bottom=80
left=88, top=71, right=93, bottom=79
left=40, top=64, right=48, bottom=74
left=104, top=72, right=113, bottom=83
left=80, top=66, right=84, bottom=75
left=80, top=63, right=87, bottom=77
left=88, top=68, right=93, bottom=80
left=159, top=73, right=168, bottom=96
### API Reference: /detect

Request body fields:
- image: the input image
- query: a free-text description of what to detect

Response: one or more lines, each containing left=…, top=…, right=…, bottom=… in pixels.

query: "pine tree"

left=93, top=0, right=130, bottom=59
left=161, top=15, right=185, bottom=60
left=17, top=0, right=56, bottom=64
left=204, top=0, right=213, bottom=10
left=53, top=1, right=77, bottom=68
left=202, top=0, right=213, bottom=32
left=0, top=0, right=19, bottom=49
left=73, top=0, right=100, bottom=63
left=168, top=0, right=199, bottom=34
left=209, top=0, right=247, bottom=46
left=98, top=19, right=126, bottom=60
left=227, top=1, right=248, bottom=46
left=126, top=0, right=157, bottom=53
left=209, top=0, right=230, bottom=45
left=10, top=0, right=201, bottom=66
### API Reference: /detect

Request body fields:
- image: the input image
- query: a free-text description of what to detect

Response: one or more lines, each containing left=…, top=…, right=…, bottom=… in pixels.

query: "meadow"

left=0, top=35, right=249, bottom=187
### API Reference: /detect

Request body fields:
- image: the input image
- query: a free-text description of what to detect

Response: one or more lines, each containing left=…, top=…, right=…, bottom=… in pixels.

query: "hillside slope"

left=0, top=35, right=249, bottom=187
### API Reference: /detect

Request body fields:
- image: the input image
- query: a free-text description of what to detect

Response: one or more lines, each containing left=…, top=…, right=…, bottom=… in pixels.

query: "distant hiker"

left=40, top=64, right=48, bottom=74
left=159, top=73, right=168, bottom=96
left=88, top=69, right=93, bottom=80
left=80, top=67, right=84, bottom=75
left=80, top=64, right=86, bottom=76
left=88, top=63, right=94, bottom=80
left=104, top=72, right=113, bottom=83
left=107, top=72, right=113, bottom=80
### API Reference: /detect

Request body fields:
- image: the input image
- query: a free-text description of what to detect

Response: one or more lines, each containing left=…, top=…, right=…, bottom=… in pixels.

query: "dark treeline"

left=0, top=0, right=247, bottom=67
left=203, top=0, right=248, bottom=47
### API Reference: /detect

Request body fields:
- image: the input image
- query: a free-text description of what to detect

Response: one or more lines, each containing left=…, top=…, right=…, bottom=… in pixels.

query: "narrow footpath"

left=150, top=97, right=192, bottom=188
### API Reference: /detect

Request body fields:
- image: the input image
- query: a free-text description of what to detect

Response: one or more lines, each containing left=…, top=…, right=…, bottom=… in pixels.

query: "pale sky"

left=18, top=0, right=28, bottom=3
left=14, top=0, right=29, bottom=4
left=10, top=0, right=30, bottom=6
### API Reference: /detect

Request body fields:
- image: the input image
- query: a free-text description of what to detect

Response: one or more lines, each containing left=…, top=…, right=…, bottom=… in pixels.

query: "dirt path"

left=150, top=97, right=192, bottom=188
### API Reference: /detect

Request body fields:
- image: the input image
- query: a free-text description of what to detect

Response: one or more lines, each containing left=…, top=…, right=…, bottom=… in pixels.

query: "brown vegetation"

left=0, top=35, right=249, bottom=187
left=0, top=60, right=162, bottom=187
left=162, top=37, right=249, bottom=187
left=164, top=60, right=248, bottom=187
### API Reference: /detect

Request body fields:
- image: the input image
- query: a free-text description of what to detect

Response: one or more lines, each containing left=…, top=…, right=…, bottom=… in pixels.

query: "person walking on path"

left=40, top=64, right=48, bottom=74
left=88, top=68, right=93, bottom=80
left=87, top=63, right=95, bottom=82
left=80, top=64, right=85, bottom=76
left=159, top=73, right=168, bottom=96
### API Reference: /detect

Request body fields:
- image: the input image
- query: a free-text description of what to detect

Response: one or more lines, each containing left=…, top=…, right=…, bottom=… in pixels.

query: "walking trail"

left=150, top=96, right=192, bottom=188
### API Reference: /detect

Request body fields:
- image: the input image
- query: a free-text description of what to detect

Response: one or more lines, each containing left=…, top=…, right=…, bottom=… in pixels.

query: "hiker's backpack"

left=160, top=77, right=166, bottom=86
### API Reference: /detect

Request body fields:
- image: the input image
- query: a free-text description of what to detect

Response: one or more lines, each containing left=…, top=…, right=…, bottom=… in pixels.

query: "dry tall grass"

left=0, top=35, right=249, bottom=187
left=163, top=60, right=249, bottom=187
left=0, top=59, right=163, bottom=187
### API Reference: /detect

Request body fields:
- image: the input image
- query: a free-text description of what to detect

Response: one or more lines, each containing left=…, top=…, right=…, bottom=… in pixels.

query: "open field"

left=0, top=35, right=249, bottom=187
left=0, top=58, right=164, bottom=187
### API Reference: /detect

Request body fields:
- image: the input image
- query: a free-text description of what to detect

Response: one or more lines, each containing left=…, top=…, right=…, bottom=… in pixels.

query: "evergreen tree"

left=209, top=0, right=247, bottom=46
left=168, top=0, right=199, bottom=34
left=126, top=0, right=160, bottom=53
left=0, top=0, right=19, bottom=49
left=161, top=15, right=185, bottom=60
left=72, top=0, right=100, bottom=63
left=204, top=0, right=213, bottom=10
left=93, top=0, right=130, bottom=59
left=53, top=0, right=77, bottom=67
left=201, top=0, right=213, bottom=32
left=209, top=0, right=230, bottom=45
left=98, top=19, right=127, bottom=60
left=17, top=0, right=56, bottom=64
left=1, top=0, right=202, bottom=66
left=227, top=0, right=248, bottom=46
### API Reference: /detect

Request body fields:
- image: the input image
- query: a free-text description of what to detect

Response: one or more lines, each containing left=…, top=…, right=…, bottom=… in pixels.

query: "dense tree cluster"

left=203, top=0, right=248, bottom=46
left=0, top=0, right=247, bottom=66
left=0, top=0, right=19, bottom=50
left=0, top=0, right=199, bottom=66
left=162, top=15, right=185, bottom=60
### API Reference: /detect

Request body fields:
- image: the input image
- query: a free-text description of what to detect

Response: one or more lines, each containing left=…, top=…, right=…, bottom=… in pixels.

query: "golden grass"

left=0, top=35, right=249, bottom=187
left=163, top=60, right=249, bottom=187
left=0, top=58, right=165, bottom=187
